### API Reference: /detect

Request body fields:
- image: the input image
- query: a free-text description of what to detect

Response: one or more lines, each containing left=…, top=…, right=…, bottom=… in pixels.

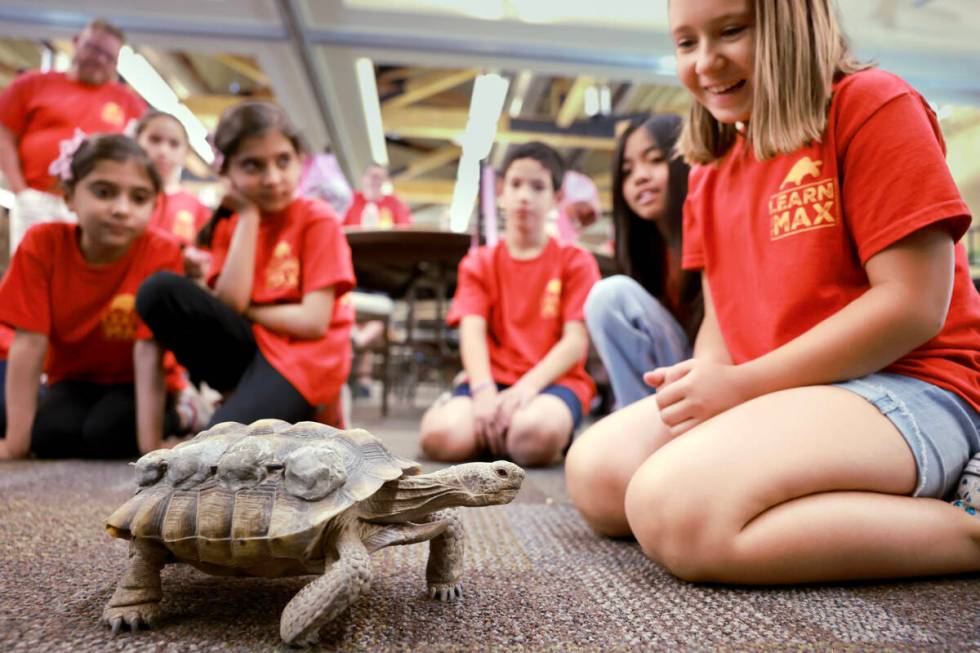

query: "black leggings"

left=136, top=271, right=314, bottom=426
left=31, top=381, right=181, bottom=459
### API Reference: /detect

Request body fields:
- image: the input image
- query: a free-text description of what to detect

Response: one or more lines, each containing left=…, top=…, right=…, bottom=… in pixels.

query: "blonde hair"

left=678, top=0, right=868, bottom=165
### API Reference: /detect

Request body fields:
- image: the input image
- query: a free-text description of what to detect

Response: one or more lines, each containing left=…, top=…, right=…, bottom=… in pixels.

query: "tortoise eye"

left=266, top=463, right=284, bottom=472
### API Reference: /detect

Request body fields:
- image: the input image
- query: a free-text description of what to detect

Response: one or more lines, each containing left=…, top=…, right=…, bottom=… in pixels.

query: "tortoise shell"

left=106, top=419, right=419, bottom=568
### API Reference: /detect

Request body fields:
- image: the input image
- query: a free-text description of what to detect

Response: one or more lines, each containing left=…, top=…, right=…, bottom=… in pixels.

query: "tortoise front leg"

left=425, top=509, right=465, bottom=601
left=102, top=538, right=169, bottom=634
left=279, top=528, right=372, bottom=647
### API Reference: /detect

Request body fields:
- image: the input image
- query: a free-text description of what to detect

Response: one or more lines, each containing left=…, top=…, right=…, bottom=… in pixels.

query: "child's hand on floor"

left=644, top=359, right=751, bottom=436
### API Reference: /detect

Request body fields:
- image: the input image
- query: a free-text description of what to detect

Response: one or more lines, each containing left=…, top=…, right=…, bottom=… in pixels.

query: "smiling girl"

left=0, top=134, right=184, bottom=460
left=571, top=0, right=980, bottom=584
left=136, top=101, right=355, bottom=426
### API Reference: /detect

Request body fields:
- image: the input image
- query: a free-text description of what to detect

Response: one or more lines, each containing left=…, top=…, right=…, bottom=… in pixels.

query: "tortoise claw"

left=109, top=616, right=123, bottom=636
left=428, top=582, right=463, bottom=602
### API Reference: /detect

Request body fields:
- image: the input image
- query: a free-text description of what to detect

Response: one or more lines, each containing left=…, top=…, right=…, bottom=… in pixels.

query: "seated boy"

left=419, top=142, right=600, bottom=467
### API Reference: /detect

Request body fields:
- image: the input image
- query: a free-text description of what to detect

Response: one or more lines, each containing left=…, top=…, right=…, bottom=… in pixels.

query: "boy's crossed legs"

left=420, top=389, right=574, bottom=467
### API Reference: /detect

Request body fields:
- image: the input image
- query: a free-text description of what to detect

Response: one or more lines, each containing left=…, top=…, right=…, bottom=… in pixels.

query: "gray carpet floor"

left=2, top=400, right=979, bottom=652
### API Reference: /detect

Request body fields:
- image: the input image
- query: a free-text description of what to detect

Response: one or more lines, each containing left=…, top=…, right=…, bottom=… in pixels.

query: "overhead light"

left=449, top=72, right=510, bottom=233
left=355, top=57, right=389, bottom=167
left=584, top=85, right=600, bottom=117
left=116, top=46, right=213, bottom=165
left=508, top=70, right=533, bottom=118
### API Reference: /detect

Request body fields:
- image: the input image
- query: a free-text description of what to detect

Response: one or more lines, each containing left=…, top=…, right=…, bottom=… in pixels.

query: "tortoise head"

left=428, top=461, right=525, bottom=507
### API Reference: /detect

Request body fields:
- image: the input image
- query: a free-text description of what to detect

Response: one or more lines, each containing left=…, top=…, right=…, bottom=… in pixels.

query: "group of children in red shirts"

left=0, top=101, right=355, bottom=460
left=2, top=0, right=980, bottom=591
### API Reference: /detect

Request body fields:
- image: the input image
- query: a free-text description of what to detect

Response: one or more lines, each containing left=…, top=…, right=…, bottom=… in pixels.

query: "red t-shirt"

left=148, top=190, right=211, bottom=247
left=0, top=71, right=146, bottom=193
left=207, top=197, right=356, bottom=407
left=342, top=192, right=412, bottom=228
left=0, top=324, right=12, bottom=360
left=682, top=68, right=980, bottom=412
left=0, top=224, right=183, bottom=385
left=447, top=237, right=600, bottom=414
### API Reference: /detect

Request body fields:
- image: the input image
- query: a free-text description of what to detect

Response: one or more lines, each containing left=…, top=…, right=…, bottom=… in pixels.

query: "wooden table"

left=344, top=227, right=472, bottom=414
left=344, top=227, right=472, bottom=298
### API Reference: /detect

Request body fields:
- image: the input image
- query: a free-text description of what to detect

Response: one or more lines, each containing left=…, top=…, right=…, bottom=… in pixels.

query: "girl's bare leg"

left=625, top=386, right=980, bottom=584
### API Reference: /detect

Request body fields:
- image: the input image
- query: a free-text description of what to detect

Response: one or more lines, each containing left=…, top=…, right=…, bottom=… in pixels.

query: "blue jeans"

left=585, top=275, right=691, bottom=409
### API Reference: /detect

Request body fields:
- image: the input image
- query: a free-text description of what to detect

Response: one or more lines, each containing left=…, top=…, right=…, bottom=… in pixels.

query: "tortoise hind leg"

left=279, top=529, right=372, bottom=647
left=102, top=538, right=169, bottom=634
left=425, top=509, right=465, bottom=601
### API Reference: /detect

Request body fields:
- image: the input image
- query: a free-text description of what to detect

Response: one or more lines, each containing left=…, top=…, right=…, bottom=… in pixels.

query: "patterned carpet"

left=1, top=404, right=978, bottom=652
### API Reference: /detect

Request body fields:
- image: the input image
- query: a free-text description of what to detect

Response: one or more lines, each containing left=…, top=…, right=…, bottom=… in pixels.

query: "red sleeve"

left=681, top=166, right=708, bottom=271
left=300, top=213, right=356, bottom=298
left=205, top=217, right=235, bottom=288
left=123, top=87, right=147, bottom=121
left=135, top=235, right=183, bottom=340
left=446, top=249, right=489, bottom=326
left=0, top=71, right=35, bottom=135
left=835, top=78, right=971, bottom=263
left=394, top=197, right=413, bottom=225
left=561, top=248, right=600, bottom=323
left=0, top=225, right=53, bottom=335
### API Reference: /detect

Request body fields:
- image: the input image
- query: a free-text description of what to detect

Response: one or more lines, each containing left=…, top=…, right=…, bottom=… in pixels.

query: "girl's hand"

left=492, top=383, right=537, bottom=441
left=218, top=178, right=260, bottom=219
left=471, top=386, right=501, bottom=455
left=183, top=246, right=212, bottom=280
left=644, top=359, right=752, bottom=437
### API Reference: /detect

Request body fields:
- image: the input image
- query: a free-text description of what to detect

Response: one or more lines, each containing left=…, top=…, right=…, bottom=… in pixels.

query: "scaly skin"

left=279, top=517, right=373, bottom=647
left=425, top=509, right=465, bottom=601
left=102, top=538, right=169, bottom=634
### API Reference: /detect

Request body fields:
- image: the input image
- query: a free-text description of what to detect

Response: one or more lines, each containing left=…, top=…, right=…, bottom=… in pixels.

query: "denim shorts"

left=452, top=382, right=583, bottom=430
left=834, top=372, right=980, bottom=499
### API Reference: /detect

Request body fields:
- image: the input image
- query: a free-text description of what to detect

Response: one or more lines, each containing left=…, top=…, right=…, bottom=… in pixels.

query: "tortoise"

left=101, top=419, right=524, bottom=646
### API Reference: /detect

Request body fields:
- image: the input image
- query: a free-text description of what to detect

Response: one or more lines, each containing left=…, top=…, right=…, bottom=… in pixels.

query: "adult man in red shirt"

left=342, top=163, right=413, bottom=228
left=0, top=19, right=146, bottom=255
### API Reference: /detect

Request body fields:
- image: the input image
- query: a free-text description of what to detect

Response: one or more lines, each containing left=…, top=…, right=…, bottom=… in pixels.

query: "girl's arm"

left=651, top=228, right=956, bottom=434
left=458, top=315, right=501, bottom=453
left=133, top=339, right=167, bottom=455
left=739, top=227, right=953, bottom=395
left=1, top=329, right=47, bottom=460
left=691, top=273, right=732, bottom=365
left=245, top=288, right=335, bottom=340
left=212, top=205, right=260, bottom=313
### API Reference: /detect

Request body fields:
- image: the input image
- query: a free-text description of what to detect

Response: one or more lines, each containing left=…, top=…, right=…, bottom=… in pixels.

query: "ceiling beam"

left=214, top=53, right=270, bottom=86
left=393, top=144, right=461, bottom=181
left=391, top=178, right=456, bottom=204
left=556, top=76, right=593, bottom=129
left=381, top=68, right=478, bottom=111
left=383, top=106, right=616, bottom=150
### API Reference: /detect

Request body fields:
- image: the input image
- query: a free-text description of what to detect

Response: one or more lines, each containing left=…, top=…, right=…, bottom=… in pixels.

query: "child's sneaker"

left=951, top=453, right=980, bottom=516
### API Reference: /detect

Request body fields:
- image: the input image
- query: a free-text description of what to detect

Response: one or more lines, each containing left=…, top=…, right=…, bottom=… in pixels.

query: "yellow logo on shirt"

left=101, top=293, right=137, bottom=341
left=266, top=240, right=299, bottom=291
left=173, top=209, right=196, bottom=243
left=769, top=156, right=836, bottom=240
left=101, top=102, right=125, bottom=127
left=541, top=278, right=562, bottom=318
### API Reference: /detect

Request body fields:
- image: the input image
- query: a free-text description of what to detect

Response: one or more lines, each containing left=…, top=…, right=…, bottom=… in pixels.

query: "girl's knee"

left=135, top=271, right=185, bottom=320
left=624, top=456, right=730, bottom=581
left=585, top=275, right=634, bottom=325
left=565, top=433, right=633, bottom=536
